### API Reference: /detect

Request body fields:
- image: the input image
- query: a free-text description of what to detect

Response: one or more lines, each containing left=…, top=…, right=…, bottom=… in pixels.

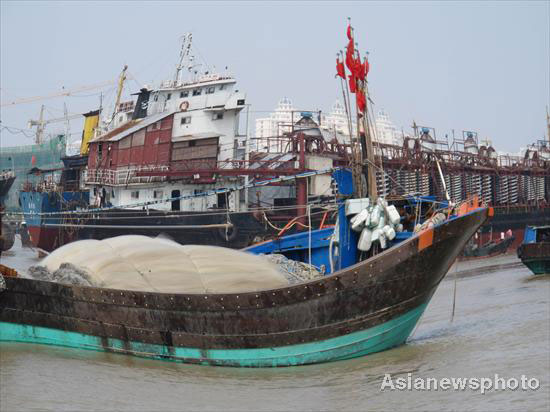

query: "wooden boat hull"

left=0, top=208, right=488, bottom=367
left=0, top=303, right=427, bottom=367
left=517, top=243, right=550, bottom=275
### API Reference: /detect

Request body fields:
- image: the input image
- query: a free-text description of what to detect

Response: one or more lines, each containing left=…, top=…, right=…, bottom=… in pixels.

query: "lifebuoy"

left=179, top=101, right=189, bottom=111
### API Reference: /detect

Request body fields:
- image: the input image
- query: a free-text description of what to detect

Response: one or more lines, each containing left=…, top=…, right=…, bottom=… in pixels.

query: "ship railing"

left=85, top=165, right=170, bottom=186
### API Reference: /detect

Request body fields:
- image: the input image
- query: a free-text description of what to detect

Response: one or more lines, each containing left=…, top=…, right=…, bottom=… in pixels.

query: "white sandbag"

left=371, top=228, right=381, bottom=243
left=396, top=224, right=404, bottom=233
left=357, top=228, right=373, bottom=252
left=345, top=198, right=370, bottom=216
left=377, top=215, right=386, bottom=230
left=351, top=208, right=369, bottom=232
left=383, top=225, right=396, bottom=241
left=369, top=205, right=381, bottom=228
left=386, top=204, right=401, bottom=226
left=379, top=232, right=387, bottom=249
left=377, top=197, right=388, bottom=209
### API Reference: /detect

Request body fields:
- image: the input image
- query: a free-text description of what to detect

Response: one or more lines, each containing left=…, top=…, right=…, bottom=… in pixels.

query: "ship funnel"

left=79, top=110, right=100, bottom=155
left=132, top=88, right=151, bottom=120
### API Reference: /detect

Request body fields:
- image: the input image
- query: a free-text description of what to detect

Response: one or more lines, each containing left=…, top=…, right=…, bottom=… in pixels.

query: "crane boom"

left=28, top=107, right=83, bottom=144
left=0, top=79, right=117, bottom=107
left=28, top=113, right=82, bottom=126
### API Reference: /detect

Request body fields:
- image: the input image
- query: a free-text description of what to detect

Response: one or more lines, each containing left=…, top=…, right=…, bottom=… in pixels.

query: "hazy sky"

left=1, top=0, right=548, bottom=153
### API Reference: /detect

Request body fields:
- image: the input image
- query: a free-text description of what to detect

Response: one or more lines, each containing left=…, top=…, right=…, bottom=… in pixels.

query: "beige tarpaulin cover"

left=40, top=235, right=289, bottom=293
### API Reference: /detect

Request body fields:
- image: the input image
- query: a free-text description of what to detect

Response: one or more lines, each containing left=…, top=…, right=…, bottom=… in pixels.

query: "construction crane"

left=28, top=105, right=82, bottom=144
left=0, top=79, right=118, bottom=107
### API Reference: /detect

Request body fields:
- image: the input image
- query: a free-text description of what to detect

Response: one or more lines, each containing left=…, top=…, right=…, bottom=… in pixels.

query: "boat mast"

left=111, top=65, right=128, bottom=123
left=361, top=93, right=377, bottom=201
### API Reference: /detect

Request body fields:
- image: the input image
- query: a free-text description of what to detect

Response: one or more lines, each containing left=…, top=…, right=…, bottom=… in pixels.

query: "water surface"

left=1, top=238, right=548, bottom=411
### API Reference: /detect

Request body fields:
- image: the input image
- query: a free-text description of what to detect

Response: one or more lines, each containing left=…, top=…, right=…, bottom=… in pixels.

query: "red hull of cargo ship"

left=28, top=226, right=60, bottom=252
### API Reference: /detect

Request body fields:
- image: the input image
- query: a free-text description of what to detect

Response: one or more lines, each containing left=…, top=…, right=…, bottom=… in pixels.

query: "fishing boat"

left=0, top=174, right=489, bottom=367
left=517, top=226, right=550, bottom=275
left=0, top=24, right=489, bottom=366
left=461, top=230, right=515, bottom=259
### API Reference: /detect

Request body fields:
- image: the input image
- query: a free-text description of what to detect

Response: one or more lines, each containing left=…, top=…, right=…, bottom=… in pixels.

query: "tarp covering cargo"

left=27, top=235, right=292, bottom=293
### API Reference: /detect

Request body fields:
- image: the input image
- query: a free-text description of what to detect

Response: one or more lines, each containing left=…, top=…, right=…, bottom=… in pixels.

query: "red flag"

left=364, top=57, right=370, bottom=79
left=345, top=41, right=355, bottom=72
left=336, top=58, right=346, bottom=79
left=31, top=155, right=36, bottom=166
left=355, top=56, right=365, bottom=81
left=347, top=24, right=353, bottom=40
left=356, top=90, right=366, bottom=113
left=349, top=75, right=357, bottom=93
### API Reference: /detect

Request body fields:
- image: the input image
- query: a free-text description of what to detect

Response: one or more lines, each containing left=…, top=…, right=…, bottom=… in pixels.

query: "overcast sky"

left=1, top=0, right=548, bottom=153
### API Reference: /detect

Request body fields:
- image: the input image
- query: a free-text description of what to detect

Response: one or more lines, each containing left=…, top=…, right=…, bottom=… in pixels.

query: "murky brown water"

left=1, top=238, right=549, bottom=412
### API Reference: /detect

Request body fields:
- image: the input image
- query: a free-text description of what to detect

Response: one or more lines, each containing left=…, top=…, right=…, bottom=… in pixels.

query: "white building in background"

left=320, top=100, right=355, bottom=141
left=255, top=97, right=297, bottom=138
left=375, top=109, right=403, bottom=146
left=255, top=99, right=404, bottom=147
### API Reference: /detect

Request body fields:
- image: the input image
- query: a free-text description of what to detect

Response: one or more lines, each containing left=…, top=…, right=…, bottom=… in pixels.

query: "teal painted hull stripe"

left=0, top=303, right=428, bottom=367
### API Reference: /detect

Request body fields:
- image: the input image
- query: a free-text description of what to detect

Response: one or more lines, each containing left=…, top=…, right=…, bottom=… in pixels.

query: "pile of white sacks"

left=346, top=197, right=403, bottom=252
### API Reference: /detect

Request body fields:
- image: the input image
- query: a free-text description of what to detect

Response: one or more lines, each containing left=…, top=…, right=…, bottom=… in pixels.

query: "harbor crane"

left=28, top=105, right=82, bottom=144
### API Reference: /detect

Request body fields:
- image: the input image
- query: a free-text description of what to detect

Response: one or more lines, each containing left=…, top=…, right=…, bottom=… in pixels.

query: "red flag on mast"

left=349, top=75, right=357, bottom=93
left=345, top=41, right=355, bottom=73
left=364, top=57, right=370, bottom=79
left=336, top=57, right=346, bottom=79
left=356, top=90, right=366, bottom=113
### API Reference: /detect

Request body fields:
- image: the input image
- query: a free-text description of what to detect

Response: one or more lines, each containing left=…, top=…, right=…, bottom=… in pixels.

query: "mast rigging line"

left=42, top=223, right=233, bottom=230
left=32, top=204, right=338, bottom=222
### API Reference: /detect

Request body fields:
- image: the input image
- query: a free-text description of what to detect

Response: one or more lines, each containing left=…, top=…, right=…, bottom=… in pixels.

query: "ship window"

left=237, top=99, right=245, bottom=106
left=131, top=191, right=139, bottom=199
left=181, top=116, right=192, bottom=125
left=206, top=87, right=215, bottom=94
left=212, top=112, right=224, bottom=120
left=167, top=93, right=172, bottom=100
left=180, top=91, right=189, bottom=98
left=192, top=88, right=202, bottom=96
left=153, top=190, right=163, bottom=199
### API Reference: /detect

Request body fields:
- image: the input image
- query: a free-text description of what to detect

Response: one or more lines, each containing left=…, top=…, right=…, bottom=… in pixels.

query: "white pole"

left=244, top=104, right=251, bottom=211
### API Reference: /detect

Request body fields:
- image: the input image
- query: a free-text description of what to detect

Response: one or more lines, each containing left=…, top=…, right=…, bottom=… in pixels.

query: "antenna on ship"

left=174, top=33, right=193, bottom=86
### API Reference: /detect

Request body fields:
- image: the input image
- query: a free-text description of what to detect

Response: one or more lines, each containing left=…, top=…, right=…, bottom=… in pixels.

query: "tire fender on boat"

left=219, top=224, right=238, bottom=242
left=179, top=101, right=190, bottom=111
